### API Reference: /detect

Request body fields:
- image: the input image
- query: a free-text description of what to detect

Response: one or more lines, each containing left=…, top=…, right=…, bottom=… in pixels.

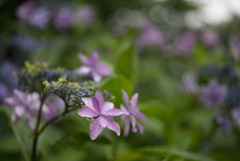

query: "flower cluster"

left=43, top=76, right=97, bottom=106
left=78, top=90, right=147, bottom=140
left=17, top=61, right=71, bottom=92
left=4, top=57, right=147, bottom=141
left=75, top=52, right=111, bottom=82
left=181, top=65, right=240, bottom=131
left=4, top=89, right=63, bottom=130
left=16, top=1, right=96, bottom=31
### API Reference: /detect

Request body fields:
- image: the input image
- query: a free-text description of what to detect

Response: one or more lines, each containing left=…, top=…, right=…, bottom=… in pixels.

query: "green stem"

left=38, top=106, right=78, bottom=135
left=31, top=94, right=46, bottom=161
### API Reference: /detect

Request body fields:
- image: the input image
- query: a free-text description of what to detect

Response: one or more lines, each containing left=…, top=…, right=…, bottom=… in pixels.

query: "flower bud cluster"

left=17, top=61, right=71, bottom=91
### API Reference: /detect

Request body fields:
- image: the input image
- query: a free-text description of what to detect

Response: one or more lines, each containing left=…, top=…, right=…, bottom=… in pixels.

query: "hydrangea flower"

left=136, top=21, right=164, bottom=51
left=78, top=91, right=123, bottom=140
left=174, top=30, right=196, bottom=55
left=16, top=1, right=34, bottom=22
left=4, top=89, right=48, bottom=130
left=75, top=52, right=111, bottom=82
left=200, top=79, right=226, bottom=107
left=54, top=8, right=73, bottom=31
left=201, top=28, right=219, bottom=47
left=120, top=90, right=147, bottom=136
left=28, top=8, right=50, bottom=29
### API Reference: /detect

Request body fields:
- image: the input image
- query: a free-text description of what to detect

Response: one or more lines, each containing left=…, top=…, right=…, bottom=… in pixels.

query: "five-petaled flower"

left=120, top=90, right=147, bottom=136
left=75, top=51, right=111, bottom=82
left=4, top=89, right=48, bottom=130
left=78, top=91, right=123, bottom=140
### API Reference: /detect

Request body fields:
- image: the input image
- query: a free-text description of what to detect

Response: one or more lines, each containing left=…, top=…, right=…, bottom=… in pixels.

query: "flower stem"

left=31, top=94, right=47, bottom=161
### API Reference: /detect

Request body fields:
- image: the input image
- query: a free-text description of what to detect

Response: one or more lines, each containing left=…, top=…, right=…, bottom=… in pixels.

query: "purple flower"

left=75, top=51, right=111, bottom=82
left=74, top=6, right=96, bottom=27
left=43, top=95, right=64, bottom=121
left=216, top=114, right=231, bottom=133
left=200, top=79, right=226, bottom=107
left=201, top=28, right=219, bottom=47
left=136, top=22, right=164, bottom=51
left=181, top=74, right=198, bottom=93
left=4, top=89, right=48, bottom=130
left=174, top=31, right=196, bottom=55
left=0, top=83, right=10, bottom=102
left=16, top=1, right=34, bottom=22
left=78, top=91, right=123, bottom=140
left=28, top=8, right=50, bottom=29
left=232, top=107, right=240, bottom=128
left=54, top=8, right=73, bottom=31
left=120, top=90, right=147, bottom=136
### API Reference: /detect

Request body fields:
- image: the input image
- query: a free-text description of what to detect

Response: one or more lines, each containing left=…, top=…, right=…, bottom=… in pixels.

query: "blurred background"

left=1, top=0, right=240, bottom=161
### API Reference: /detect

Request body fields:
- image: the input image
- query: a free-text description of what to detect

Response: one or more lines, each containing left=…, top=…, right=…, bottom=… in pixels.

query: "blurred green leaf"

left=114, top=41, right=138, bottom=84
left=99, top=75, right=133, bottom=107
left=141, top=146, right=215, bottom=161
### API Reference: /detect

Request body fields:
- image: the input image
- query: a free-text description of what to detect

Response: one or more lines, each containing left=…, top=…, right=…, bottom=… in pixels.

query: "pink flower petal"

left=101, top=102, right=114, bottom=114
left=130, top=115, right=137, bottom=132
left=4, top=97, right=17, bottom=108
left=90, top=51, right=99, bottom=66
left=106, top=118, right=120, bottom=136
left=136, top=122, right=144, bottom=134
left=96, top=63, right=111, bottom=76
left=94, top=91, right=104, bottom=107
left=104, top=108, right=123, bottom=116
left=82, top=98, right=96, bottom=112
left=135, top=112, right=147, bottom=121
left=78, top=106, right=99, bottom=118
left=78, top=53, right=90, bottom=65
left=75, top=66, right=91, bottom=75
left=98, top=116, right=108, bottom=127
left=92, top=72, right=102, bottom=82
left=130, top=93, right=139, bottom=108
left=120, top=104, right=130, bottom=115
left=122, top=116, right=130, bottom=136
left=92, top=96, right=101, bottom=113
left=89, top=118, right=104, bottom=140
left=122, top=90, right=129, bottom=108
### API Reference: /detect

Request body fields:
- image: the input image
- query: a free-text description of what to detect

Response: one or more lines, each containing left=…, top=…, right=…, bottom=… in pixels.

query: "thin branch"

left=38, top=106, right=79, bottom=135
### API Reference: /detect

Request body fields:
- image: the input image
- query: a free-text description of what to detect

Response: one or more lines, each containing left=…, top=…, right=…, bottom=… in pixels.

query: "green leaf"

left=114, top=42, right=138, bottom=84
left=140, top=146, right=215, bottom=161
left=99, top=75, right=133, bottom=108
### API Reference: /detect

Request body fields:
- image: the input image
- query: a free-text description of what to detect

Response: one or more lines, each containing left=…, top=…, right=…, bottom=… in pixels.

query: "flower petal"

left=92, top=96, right=101, bottom=113
left=92, top=72, right=102, bottom=82
left=75, top=66, right=91, bottom=75
left=120, top=104, right=130, bottom=115
left=94, top=91, right=104, bottom=107
left=98, top=116, right=108, bottom=127
left=104, top=108, right=123, bottom=116
left=78, top=53, right=90, bottom=65
left=78, top=106, right=99, bottom=118
left=135, top=112, right=147, bottom=121
left=89, top=118, right=104, bottom=140
left=136, top=122, right=144, bottom=134
left=106, top=118, right=120, bottom=136
left=96, top=63, right=111, bottom=76
left=82, top=98, right=96, bottom=112
left=130, top=115, right=137, bottom=132
left=122, top=116, right=130, bottom=136
left=122, top=90, right=129, bottom=108
left=130, top=93, right=139, bottom=109
left=4, top=97, right=17, bottom=108
left=90, top=51, right=99, bottom=66
left=101, top=102, right=114, bottom=114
